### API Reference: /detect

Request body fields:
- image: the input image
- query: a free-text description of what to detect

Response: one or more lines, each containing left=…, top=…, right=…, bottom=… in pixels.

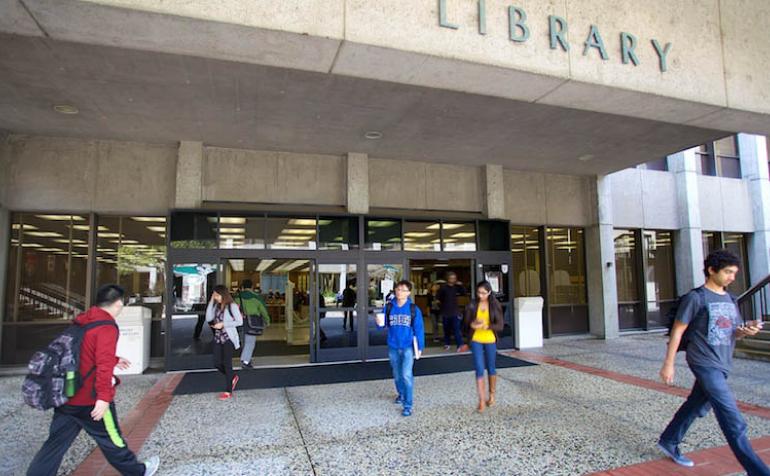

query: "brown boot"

left=476, top=377, right=486, bottom=412
left=487, top=375, right=497, bottom=407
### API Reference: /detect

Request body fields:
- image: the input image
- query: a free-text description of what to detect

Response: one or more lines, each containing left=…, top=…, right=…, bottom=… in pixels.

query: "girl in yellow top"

left=462, top=281, right=505, bottom=412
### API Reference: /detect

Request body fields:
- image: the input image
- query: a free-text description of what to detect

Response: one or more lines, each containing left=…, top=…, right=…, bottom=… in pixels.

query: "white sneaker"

left=144, top=456, right=160, bottom=476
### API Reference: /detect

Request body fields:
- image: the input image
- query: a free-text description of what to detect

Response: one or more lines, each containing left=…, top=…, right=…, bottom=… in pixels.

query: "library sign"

left=438, top=0, right=673, bottom=72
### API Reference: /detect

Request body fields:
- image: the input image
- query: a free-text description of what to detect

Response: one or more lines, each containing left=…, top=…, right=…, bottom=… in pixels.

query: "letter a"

left=583, top=24, right=609, bottom=60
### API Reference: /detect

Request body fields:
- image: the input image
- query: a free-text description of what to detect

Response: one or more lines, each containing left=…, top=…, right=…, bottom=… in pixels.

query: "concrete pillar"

left=346, top=153, right=369, bottom=215
left=0, top=132, right=9, bottom=359
left=485, top=164, right=505, bottom=219
left=738, top=134, right=770, bottom=284
left=669, top=149, right=705, bottom=294
left=174, top=141, right=204, bottom=209
left=585, top=175, right=619, bottom=339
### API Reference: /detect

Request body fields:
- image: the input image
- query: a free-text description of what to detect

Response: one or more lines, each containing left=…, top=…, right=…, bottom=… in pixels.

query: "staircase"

left=735, top=274, right=770, bottom=361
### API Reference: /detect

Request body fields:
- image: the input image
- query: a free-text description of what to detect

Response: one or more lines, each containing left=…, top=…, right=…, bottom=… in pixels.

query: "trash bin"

left=115, top=306, right=151, bottom=375
left=514, top=297, right=544, bottom=349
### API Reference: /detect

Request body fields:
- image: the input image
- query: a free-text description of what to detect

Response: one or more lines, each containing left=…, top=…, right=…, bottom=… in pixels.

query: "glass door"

left=364, top=260, right=405, bottom=360
left=315, top=261, right=359, bottom=362
left=475, top=258, right=515, bottom=349
left=166, top=261, right=218, bottom=371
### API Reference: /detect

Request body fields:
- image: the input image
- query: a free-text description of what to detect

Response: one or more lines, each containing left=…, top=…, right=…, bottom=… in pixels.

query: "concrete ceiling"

left=0, top=33, right=729, bottom=176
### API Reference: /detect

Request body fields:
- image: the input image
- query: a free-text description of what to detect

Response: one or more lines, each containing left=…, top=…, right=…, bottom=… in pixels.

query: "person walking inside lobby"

left=462, top=280, right=504, bottom=412
left=236, top=279, right=269, bottom=370
left=658, top=250, right=769, bottom=475
left=375, top=280, right=425, bottom=417
left=438, top=272, right=467, bottom=351
left=206, top=285, right=243, bottom=400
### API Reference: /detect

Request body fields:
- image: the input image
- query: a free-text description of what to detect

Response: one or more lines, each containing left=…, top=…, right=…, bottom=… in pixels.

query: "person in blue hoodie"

left=376, top=279, right=425, bottom=417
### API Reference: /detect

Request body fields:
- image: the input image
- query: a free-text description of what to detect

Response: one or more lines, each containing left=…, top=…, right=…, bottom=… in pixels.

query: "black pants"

left=27, top=402, right=145, bottom=476
left=213, top=340, right=236, bottom=392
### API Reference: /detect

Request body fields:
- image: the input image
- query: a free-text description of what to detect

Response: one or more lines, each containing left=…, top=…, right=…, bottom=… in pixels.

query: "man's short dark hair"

left=96, top=284, right=125, bottom=307
left=395, top=280, right=412, bottom=291
left=704, top=249, right=741, bottom=278
left=446, top=271, right=457, bottom=279
left=242, top=279, right=253, bottom=289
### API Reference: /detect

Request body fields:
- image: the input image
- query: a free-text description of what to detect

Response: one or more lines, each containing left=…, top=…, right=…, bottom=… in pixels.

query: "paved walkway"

left=3, top=334, right=770, bottom=475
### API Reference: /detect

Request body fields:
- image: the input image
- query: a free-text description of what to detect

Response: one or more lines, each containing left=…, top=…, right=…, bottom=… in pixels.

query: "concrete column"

left=0, top=132, right=9, bottom=359
left=669, top=149, right=705, bottom=294
left=738, top=134, right=770, bottom=284
left=174, top=141, right=204, bottom=209
left=346, top=153, right=369, bottom=215
left=585, top=175, right=619, bottom=339
left=485, top=164, right=505, bottom=219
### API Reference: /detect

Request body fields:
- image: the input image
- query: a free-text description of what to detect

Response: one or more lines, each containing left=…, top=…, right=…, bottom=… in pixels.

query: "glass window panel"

left=404, top=221, right=440, bottom=252
left=443, top=222, right=476, bottom=251
left=367, top=263, right=403, bottom=347
left=479, top=220, right=510, bottom=251
left=318, top=217, right=359, bottom=250
left=644, top=230, right=675, bottom=328
left=267, top=217, right=317, bottom=250
left=702, top=231, right=719, bottom=259
left=511, top=227, right=541, bottom=298
left=546, top=228, right=587, bottom=305
left=614, top=229, right=638, bottom=302
left=719, top=157, right=741, bottom=179
left=318, top=264, right=357, bottom=349
left=645, top=157, right=668, bottom=171
left=169, top=212, right=216, bottom=249
left=169, top=262, right=217, bottom=361
left=715, top=136, right=737, bottom=157
left=723, top=233, right=749, bottom=294
left=219, top=215, right=265, bottom=249
left=365, top=219, right=401, bottom=251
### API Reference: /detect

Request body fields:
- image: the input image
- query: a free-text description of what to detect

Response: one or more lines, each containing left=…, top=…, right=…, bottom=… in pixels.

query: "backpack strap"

left=81, top=321, right=118, bottom=332
left=410, top=303, right=416, bottom=329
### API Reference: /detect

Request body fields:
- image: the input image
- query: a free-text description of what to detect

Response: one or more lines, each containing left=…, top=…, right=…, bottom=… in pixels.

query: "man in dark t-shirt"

left=658, top=250, right=768, bottom=475
left=438, top=272, right=467, bottom=351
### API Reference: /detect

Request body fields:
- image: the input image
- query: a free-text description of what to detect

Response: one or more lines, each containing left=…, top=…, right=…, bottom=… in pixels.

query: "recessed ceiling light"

left=53, top=105, right=79, bottom=115
left=364, top=131, right=382, bottom=140
left=578, top=154, right=595, bottom=162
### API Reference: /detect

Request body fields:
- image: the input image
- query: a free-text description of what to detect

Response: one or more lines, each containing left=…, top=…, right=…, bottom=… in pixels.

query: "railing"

left=738, top=274, right=770, bottom=323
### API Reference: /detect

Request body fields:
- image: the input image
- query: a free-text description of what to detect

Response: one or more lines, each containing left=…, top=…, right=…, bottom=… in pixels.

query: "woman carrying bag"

left=462, top=280, right=504, bottom=412
left=206, top=285, right=243, bottom=400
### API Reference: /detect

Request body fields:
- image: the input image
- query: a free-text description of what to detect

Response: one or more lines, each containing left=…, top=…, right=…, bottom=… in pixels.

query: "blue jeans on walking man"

left=389, top=346, right=414, bottom=411
left=442, top=315, right=464, bottom=347
left=659, top=364, right=770, bottom=476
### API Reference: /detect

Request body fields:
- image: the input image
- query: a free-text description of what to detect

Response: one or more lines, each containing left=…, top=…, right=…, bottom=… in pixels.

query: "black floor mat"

left=173, top=354, right=535, bottom=395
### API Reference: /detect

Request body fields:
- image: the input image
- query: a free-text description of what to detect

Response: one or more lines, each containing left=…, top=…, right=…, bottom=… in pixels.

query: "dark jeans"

left=660, top=364, right=770, bottom=476
left=27, top=402, right=145, bottom=476
left=470, top=341, right=497, bottom=378
left=344, top=311, right=354, bottom=330
left=213, top=340, right=236, bottom=392
left=442, top=315, right=464, bottom=347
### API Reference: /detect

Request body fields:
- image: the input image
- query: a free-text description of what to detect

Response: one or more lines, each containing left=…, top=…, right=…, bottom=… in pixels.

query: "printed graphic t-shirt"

left=676, top=286, right=742, bottom=374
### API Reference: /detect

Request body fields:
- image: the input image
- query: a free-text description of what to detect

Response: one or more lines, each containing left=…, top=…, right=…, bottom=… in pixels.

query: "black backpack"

left=22, top=320, right=117, bottom=410
left=385, top=302, right=417, bottom=330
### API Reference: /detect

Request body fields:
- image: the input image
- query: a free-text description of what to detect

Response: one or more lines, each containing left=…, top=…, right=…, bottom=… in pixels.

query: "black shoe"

left=241, top=361, right=253, bottom=369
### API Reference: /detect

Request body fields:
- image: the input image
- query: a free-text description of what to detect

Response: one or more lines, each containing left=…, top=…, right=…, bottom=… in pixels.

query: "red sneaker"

left=218, top=392, right=232, bottom=400
left=231, top=375, right=240, bottom=392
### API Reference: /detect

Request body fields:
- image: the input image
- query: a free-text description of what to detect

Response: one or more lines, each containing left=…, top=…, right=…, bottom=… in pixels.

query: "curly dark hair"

left=703, top=249, right=741, bottom=279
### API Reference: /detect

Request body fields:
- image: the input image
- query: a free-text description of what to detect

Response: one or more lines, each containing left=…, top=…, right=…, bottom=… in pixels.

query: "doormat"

left=173, top=354, right=535, bottom=395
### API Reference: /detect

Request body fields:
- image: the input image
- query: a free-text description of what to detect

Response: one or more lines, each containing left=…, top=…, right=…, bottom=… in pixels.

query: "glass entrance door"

left=315, top=261, right=359, bottom=362
left=475, top=259, right=514, bottom=349
left=364, top=260, right=404, bottom=360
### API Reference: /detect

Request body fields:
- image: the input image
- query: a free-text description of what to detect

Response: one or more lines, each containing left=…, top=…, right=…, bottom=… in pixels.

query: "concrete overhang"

left=1, top=0, right=768, bottom=176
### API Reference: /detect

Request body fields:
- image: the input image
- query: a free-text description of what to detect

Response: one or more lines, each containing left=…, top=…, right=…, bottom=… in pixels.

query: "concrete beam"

left=739, top=134, right=770, bottom=284
left=175, top=141, right=203, bottom=209
left=485, top=164, right=505, bottom=219
left=585, top=175, right=619, bottom=339
left=669, top=149, right=705, bottom=294
left=346, top=153, right=369, bottom=215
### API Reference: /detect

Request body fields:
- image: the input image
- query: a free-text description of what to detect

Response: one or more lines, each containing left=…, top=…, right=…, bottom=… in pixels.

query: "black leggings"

left=213, top=341, right=236, bottom=392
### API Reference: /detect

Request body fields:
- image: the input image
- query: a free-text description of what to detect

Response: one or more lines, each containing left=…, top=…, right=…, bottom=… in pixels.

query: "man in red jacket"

left=27, top=284, right=160, bottom=476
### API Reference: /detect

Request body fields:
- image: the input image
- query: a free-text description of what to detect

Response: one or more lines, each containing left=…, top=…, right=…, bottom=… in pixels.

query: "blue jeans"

left=442, top=315, right=464, bottom=347
left=470, top=341, right=497, bottom=378
left=660, top=364, right=770, bottom=476
left=388, top=346, right=414, bottom=411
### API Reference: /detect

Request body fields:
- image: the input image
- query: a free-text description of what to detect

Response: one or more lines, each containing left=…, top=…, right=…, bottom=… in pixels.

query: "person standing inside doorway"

left=375, top=280, right=425, bottom=417
left=342, top=281, right=357, bottom=331
left=438, top=272, right=467, bottom=351
left=427, top=283, right=442, bottom=343
left=27, top=284, right=160, bottom=476
left=462, top=281, right=504, bottom=412
left=237, top=279, right=270, bottom=370
left=658, top=250, right=768, bottom=474
left=206, top=285, right=243, bottom=400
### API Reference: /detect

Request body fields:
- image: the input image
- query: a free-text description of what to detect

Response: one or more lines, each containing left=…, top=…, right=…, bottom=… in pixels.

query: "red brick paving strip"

left=70, top=373, right=184, bottom=476
left=506, top=351, right=770, bottom=475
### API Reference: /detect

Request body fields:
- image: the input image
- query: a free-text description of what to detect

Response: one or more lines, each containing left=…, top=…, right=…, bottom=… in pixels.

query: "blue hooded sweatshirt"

left=376, top=297, right=425, bottom=351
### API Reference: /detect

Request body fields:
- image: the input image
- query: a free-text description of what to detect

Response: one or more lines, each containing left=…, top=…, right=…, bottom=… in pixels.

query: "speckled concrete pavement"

left=4, top=334, right=770, bottom=476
